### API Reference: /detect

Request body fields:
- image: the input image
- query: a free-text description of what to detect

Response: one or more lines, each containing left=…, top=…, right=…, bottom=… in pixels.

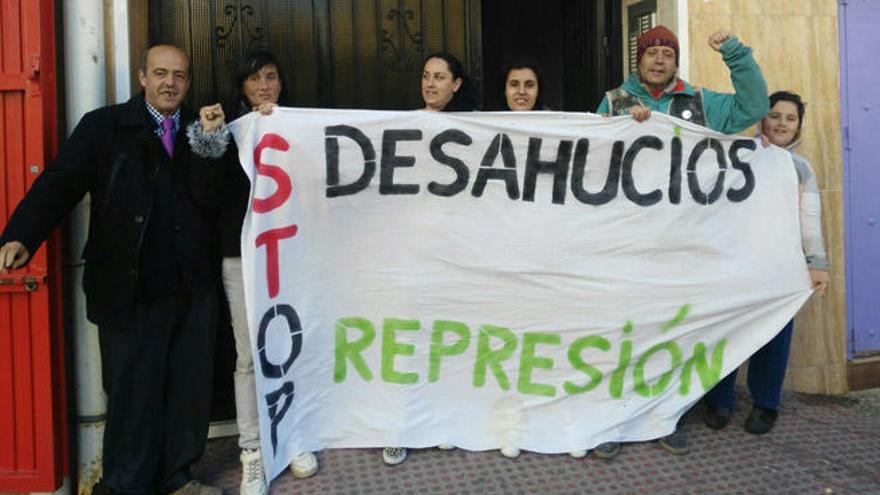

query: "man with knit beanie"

left=592, top=26, right=768, bottom=460
left=597, top=25, right=768, bottom=133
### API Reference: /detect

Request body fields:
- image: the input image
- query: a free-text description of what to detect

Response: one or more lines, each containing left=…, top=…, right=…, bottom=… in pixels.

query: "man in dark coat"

left=0, top=45, right=225, bottom=495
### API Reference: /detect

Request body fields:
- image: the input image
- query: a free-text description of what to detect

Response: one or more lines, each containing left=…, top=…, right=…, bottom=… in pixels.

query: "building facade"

left=1, top=0, right=877, bottom=492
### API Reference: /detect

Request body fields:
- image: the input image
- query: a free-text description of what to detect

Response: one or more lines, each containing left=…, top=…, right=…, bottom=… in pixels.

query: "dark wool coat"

left=0, top=94, right=222, bottom=328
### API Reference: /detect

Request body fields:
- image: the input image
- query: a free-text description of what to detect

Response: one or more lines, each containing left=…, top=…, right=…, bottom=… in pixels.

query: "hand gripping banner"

left=229, top=109, right=812, bottom=481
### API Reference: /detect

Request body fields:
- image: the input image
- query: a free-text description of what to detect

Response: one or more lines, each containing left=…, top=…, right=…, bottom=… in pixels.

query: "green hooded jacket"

left=596, top=36, right=768, bottom=134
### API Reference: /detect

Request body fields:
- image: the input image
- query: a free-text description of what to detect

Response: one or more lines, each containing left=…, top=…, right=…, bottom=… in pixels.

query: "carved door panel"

left=150, top=0, right=483, bottom=110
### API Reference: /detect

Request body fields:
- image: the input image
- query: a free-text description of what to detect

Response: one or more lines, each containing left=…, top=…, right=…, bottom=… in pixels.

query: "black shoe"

left=744, top=406, right=778, bottom=435
left=593, top=441, right=621, bottom=460
left=703, top=405, right=732, bottom=430
left=658, top=427, right=689, bottom=455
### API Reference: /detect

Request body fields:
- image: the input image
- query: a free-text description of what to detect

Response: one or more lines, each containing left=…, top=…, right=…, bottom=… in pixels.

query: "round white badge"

left=681, top=110, right=693, bottom=120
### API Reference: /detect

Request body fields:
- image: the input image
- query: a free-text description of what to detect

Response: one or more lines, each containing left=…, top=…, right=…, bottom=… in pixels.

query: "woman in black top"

left=501, top=58, right=546, bottom=111
left=192, top=50, right=319, bottom=494
left=381, top=51, right=478, bottom=468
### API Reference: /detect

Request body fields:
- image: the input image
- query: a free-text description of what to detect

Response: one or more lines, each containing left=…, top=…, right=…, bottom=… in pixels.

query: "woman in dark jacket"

left=381, top=51, right=478, bottom=468
left=500, top=57, right=547, bottom=112
left=190, top=50, right=318, bottom=495
left=495, top=58, right=591, bottom=463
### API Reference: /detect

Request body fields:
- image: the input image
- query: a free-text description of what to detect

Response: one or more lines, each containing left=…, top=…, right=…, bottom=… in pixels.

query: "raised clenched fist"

left=708, top=30, right=733, bottom=52
left=199, top=103, right=225, bottom=133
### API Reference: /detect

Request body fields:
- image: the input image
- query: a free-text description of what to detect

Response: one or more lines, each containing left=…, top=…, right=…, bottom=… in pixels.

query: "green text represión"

left=333, top=305, right=725, bottom=398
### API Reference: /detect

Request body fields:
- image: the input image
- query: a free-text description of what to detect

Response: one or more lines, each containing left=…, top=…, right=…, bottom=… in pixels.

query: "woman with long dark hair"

left=420, top=52, right=477, bottom=112
left=380, top=52, right=477, bottom=469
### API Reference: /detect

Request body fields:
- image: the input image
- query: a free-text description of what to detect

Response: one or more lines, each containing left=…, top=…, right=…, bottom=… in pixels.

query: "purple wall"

left=841, top=0, right=880, bottom=357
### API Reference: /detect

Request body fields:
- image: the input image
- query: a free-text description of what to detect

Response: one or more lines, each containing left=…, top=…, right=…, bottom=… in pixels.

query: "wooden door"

left=150, top=0, right=483, bottom=110
left=480, top=0, right=621, bottom=111
left=0, top=0, right=67, bottom=491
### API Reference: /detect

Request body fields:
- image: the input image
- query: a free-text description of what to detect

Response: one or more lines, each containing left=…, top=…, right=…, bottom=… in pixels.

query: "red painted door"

left=0, top=0, right=67, bottom=491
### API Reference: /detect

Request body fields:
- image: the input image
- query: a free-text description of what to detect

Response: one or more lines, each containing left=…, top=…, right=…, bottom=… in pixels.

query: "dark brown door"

left=150, top=0, right=485, bottom=421
left=150, top=0, right=483, bottom=110
left=148, top=0, right=620, bottom=423
left=481, top=0, right=622, bottom=111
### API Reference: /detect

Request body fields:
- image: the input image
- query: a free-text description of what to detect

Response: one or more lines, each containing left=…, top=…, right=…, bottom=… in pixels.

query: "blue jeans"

left=705, top=320, right=794, bottom=412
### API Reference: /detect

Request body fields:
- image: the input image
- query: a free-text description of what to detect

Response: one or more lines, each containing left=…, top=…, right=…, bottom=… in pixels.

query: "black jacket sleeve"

left=0, top=110, right=100, bottom=256
left=186, top=121, right=232, bottom=210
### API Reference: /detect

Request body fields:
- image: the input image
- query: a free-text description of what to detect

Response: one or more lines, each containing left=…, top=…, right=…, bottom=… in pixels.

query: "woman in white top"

left=703, top=90, right=829, bottom=434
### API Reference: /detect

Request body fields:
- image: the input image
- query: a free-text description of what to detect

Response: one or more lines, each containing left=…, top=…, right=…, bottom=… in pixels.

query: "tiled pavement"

left=193, top=389, right=880, bottom=495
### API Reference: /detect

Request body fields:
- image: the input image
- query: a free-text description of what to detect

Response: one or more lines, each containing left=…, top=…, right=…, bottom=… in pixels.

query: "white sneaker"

left=437, top=443, right=455, bottom=450
left=382, top=447, right=408, bottom=465
left=500, top=446, right=521, bottom=459
left=290, top=451, right=319, bottom=479
left=569, top=450, right=588, bottom=459
left=240, top=449, right=268, bottom=495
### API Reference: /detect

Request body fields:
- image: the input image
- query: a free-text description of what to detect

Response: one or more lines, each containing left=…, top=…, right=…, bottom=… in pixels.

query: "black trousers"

left=99, top=289, right=218, bottom=494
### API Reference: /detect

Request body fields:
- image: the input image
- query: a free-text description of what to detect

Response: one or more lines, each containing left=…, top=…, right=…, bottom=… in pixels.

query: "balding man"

left=0, top=45, right=224, bottom=495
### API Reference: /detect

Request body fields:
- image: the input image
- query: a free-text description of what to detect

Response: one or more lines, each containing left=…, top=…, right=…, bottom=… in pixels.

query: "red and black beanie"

left=637, top=25, right=680, bottom=65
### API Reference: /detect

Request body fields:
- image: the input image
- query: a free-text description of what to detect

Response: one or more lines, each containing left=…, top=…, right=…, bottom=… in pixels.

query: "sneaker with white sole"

left=290, top=451, right=319, bottom=478
left=240, top=449, right=268, bottom=495
left=382, top=447, right=408, bottom=465
left=499, top=446, right=521, bottom=459
left=568, top=450, right=588, bottom=459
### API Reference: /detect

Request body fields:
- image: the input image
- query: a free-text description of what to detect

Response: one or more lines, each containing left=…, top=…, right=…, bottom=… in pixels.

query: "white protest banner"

left=229, top=109, right=812, bottom=481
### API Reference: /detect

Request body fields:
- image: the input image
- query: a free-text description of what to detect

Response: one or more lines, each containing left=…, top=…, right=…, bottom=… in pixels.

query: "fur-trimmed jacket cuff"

left=187, top=120, right=231, bottom=158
